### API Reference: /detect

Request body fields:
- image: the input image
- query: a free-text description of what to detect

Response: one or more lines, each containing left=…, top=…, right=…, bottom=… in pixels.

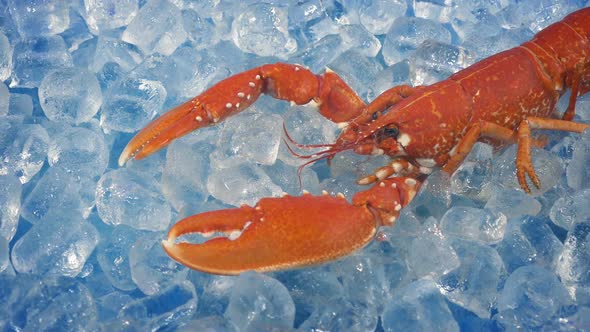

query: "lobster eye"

left=383, top=124, right=399, bottom=139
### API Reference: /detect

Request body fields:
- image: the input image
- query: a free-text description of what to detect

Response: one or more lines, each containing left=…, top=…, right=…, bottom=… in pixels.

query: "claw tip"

left=162, top=238, right=174, bottom=248
left=118, top=145, right=133, bottom=167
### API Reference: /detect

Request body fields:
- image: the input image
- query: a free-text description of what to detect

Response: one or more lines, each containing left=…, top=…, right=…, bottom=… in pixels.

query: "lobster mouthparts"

left=162, top=194, right=377, bottom=275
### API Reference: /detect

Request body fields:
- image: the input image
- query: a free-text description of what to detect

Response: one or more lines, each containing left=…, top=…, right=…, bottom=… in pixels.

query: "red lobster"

left=119, top=8, right=590, bottom=275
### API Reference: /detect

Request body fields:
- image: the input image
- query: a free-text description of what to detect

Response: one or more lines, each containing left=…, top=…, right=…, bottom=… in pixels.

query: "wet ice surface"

left=1, top=1, right=590, bottom=331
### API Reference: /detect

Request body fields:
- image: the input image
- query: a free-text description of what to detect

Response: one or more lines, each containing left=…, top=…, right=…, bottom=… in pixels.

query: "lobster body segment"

left=121, top=8, right=590, bottom=275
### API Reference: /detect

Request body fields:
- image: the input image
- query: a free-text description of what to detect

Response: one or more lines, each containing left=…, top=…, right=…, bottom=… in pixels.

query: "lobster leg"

left=162, top=177, right=420, bottom=275
left=119, top=63, right=368, bottom=165
left=441, top=121, right=547, bottom=175
left=516, top=117, right=590, bottom=193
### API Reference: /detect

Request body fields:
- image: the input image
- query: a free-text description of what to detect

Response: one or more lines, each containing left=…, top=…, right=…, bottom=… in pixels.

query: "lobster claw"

left=162, top=194, right=377, bottom=275
left=162, top=177, right=421, bottom=275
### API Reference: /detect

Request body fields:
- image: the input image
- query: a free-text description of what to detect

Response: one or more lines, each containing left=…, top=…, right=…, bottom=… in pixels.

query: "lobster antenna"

left=282, top=122, right=339, bottom=150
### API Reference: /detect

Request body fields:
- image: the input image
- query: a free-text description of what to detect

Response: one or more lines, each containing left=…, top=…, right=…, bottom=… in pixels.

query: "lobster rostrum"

left=119, top=8, right=590, bottom=275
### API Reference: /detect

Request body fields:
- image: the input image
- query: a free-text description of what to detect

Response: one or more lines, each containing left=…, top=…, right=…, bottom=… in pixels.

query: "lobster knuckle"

left=318, top=71, right=366, bottom=123
left=352, top=177, right=421, bottom=226
left=260, top=63, right=319, bottom=105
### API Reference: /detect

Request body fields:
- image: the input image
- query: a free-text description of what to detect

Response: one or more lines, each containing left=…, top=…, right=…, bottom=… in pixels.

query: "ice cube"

left=47, top=126, right=108, bottom=178
left=496, top=216, right=563, bottom=273
left=118, top=281, right=197, bottom=330
left=328, top=49, right=384, bottom=100
left=407, top=223, right=460, bottom=278
left=100, top=76, right=167, bottom=133
left=206, top=162, right=283, bottom=207
left=82, top=0, right=139, bottom=35
left=279, top=103, right=339, bottom=167
left=1, top=275, right=98, bottom=331
left=382, top=16, right=451, bottom=65
left=496, top=265, right=571, bottom=329
left=216, top=111, right=283, bottom=166
left=182, top=9, right=219, bottom=50
left=97, top=225, right=147, bottom=291
left=262, top=160, right=320, bottom=196
left=21, top=167, right=96, bottom=222
left=358, top=0, right=407, bottom=35
left=177, top=316, right=238, bottom=332
left=0, top=174, right=21, bottom=241
left=299, top=297, right=378, bottom=332
left=0, top=32, right=11, bottom=81
left=485, top=187, right=542, bottom=218
left=0, top=235, right=8, bottom=273
left=11, top=211, right=99, bottom=277
left=10, top=36, right=73, bottom=88
left=550, top=188, right=590, bottom=230
left=290, top=34, right=344, bottom=73
left=225, top=272, right=295, bottom=331
left=557, top=218, right=590, bottom=304
left=8, top=92, right=33, bottom=117
left=96, top=291, right=134, bottom=321
left=231, top=3, right=296, bottom=58
left=439, top=238, right=505, bottom=318
left=8, top=0, right=69, bottom=37
left=440, top=206, right=507, bottom=244
left=332, top=252, right=391, bottom=314
left=274, top=268, right=344, bottom=325
left=382, top=279, right=459, bottom=331
left=191, top=273, right=236, bottom=318
left=0, top=122, right=50, bottom=184
left=339, top=24, right=381, bottom=58
left=161, top=130, right=216, bottom=212
left=411, top=40, right=473, bottom=86
left=492, top=145, right=563, bottom=196
left=566, top=130, right=590, bottom=190
left=96, top=168, right=172, bottom=231
left=499, top=1, right=579, bottom=32
left=122, top=0, right=187, bottom=55
left=450, top=142, right=494, bottom=202
left=0, top=83, right=7, bottom=117
left=129, top=233, right=188, bottom=295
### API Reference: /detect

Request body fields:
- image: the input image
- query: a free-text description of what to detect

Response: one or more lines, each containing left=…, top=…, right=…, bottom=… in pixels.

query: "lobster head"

left=336, top=81, right=472, bottom=167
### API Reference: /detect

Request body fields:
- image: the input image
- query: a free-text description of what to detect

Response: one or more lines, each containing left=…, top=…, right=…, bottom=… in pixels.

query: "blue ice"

left=1, top=0, right=590, bottom=331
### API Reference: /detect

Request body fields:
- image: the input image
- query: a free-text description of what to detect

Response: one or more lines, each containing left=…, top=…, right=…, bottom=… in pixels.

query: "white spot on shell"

left=391, top=162, right=403, bottom=173
left=237, top=92, right=245, bottom=98
left=376, top=168, right=390, bottom=180
left=372, top=147, right=384, bottom=156
left=398, top=133, right=411, bottom=146
left=394, top=203, right=402, bottom=211
left=225, top=103, right=232, bottom=108
left=195, top=116, right=203, bottom=122
left=249, top=82, right=255, bottom=88
left=404, top=178, right=417, bottom=186
left=416, top=158, right=436, bottom=167
left=419, top=166, right=432, bottom=174
left=357, top=177, right=373, bottom=185
left=255, top=75, right=261, bottom=80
